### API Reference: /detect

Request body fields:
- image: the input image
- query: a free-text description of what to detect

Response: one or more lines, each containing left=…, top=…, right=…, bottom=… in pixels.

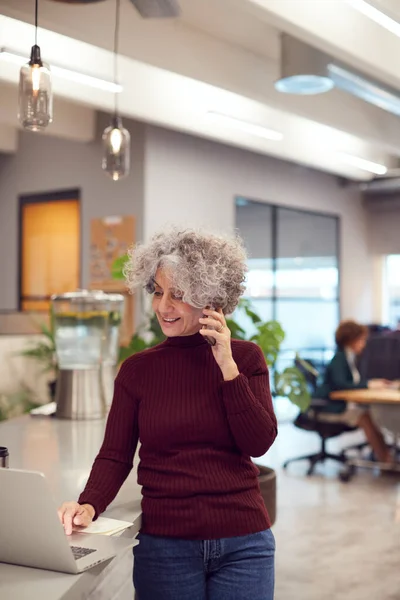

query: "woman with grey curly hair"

left=59, top=228, right=277, bottom=600
left=125, top=227, right=247, bottom=315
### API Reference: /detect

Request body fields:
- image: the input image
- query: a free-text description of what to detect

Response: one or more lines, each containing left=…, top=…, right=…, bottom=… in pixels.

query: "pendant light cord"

left=35, top=0, right=38, bottom=46
left=113, top=0, right=121, bottom=117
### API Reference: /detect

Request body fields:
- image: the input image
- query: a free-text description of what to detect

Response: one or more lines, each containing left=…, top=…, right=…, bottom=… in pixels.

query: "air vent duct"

left=361, top=176, right=400, bottom=196
left=129, top=0, right=180, bottom=18
left=51, top=1, right=106, bottom=4
left=50, top=0, right=181, bottom=16
left=275, top=34, right=400, bottom=119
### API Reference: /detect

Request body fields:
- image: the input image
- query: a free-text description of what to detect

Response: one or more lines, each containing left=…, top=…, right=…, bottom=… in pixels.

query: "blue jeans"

left=133, top=529, right=275, bottom=600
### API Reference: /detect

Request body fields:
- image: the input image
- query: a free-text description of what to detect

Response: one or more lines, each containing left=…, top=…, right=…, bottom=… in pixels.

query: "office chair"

left=283, top=358, right=365, bottom=477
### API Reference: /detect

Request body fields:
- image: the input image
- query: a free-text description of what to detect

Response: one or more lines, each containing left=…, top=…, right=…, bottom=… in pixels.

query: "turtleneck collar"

left=163, top=332, right=208, bottom=348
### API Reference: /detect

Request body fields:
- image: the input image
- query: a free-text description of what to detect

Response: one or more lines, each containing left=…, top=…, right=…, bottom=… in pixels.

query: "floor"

left=259, top=400, right=400, bottom=600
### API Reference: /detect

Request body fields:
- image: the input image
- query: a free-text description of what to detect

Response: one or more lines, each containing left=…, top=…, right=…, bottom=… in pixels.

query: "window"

left=386, top=254, right=400, bottom=328
left=19, top=190, right=81, bottom=311
left=235, top=200, right=274, bottom=337
left=235, top=198, right=340, bottom=368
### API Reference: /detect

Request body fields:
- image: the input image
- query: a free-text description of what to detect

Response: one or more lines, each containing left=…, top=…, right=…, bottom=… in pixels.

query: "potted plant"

left=0, top=389, right=40, bottom=422
left=226, top=299, right=311, bottom=411
left=19, top=312, right=58, bottom=401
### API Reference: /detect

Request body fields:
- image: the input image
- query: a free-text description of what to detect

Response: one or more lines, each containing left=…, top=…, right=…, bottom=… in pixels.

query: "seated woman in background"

left=315, top=320, right=391, bottom=463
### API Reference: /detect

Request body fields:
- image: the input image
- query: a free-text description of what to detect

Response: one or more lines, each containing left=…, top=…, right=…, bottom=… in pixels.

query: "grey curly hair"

left=124, top=227, right=248, bottom=314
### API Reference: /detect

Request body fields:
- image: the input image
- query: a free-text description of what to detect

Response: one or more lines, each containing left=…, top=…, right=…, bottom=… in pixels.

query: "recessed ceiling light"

left=275, top=74, right=334, bottom=95
left=338, top=152, right=388, bottom=175
left=206, top=112, right=283, bottom=141
left=275, top=34, right=335, bottom=96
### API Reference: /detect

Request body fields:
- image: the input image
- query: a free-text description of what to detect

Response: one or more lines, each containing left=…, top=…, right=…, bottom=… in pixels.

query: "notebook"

left=80, top=517, right=134, bottom=536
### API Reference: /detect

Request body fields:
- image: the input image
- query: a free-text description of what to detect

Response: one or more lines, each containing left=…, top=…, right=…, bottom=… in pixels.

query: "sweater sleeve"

left=220, top=345, right=277, bottom=458
left=78, top=374, right=139, bottom=518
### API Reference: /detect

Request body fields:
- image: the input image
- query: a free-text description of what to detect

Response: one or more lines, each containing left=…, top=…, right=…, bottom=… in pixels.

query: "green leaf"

left=226, top=318, right=247, bottom=340
left=148, top=314, right=165, bottom=345
left=274, top=367, right=311, bottom=412
left=251, top=320, right=285, bottom=368
left=38, top=322, right=54, bottom=343
left=109, top=311, right=122, bottom=327
left=0, top=390, right=40, bottom=421
left=111, top=254, right=129, bottom=280
left=243, top=307, right=262, bottom=324
left=129, top=334, right=148, bottom=353
left=118, top=345, right=135, bottom=363
left=118, top=333, right=150, bottom=362
left=237, top=298, right=252, bottom=310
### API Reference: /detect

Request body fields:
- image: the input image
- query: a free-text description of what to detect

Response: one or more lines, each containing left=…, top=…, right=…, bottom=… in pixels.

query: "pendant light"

left=18, top=0, right=53, bottom=131
left=274, top=34, right=333, bottom=96
left=102, top=0, right=130, bottom=181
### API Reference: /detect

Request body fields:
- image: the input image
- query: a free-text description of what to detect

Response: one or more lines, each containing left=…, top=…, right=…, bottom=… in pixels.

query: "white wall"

left=367, top=206, right=400, bottom=255
left=144, top=126, right=373, bottom=321
left=0, top=114, right=144, bottom=311
left=365, top=200, right=400, bottom=323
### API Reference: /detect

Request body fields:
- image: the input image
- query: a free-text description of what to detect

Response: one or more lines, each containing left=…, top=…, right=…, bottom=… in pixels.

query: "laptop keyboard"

left=71, top=546, right=97, bottom=561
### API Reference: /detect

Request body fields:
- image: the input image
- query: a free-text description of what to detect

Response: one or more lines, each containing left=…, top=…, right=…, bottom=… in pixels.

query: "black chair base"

left=343, top=441, right=368, bottom=455
left=285, top=397, right=368, bottom=479
left=283, top=446, right=348, bottom=476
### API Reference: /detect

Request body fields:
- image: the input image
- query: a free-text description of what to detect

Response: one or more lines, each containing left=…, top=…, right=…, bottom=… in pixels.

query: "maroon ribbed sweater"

left=78, top=332, right=277, bottom=540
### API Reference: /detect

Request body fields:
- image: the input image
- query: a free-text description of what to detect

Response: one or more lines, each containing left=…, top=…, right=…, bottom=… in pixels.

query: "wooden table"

left=330, top=388, right=400, bottom=477
left=330, top=389, right=400, bottom=405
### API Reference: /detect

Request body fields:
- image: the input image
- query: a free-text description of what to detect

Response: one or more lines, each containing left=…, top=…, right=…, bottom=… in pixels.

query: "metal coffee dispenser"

left=52, top=290, right=124, bottom=420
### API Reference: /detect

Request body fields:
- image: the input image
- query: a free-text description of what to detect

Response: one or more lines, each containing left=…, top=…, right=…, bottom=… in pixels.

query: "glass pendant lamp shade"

left=19, top=45, right=53, bottom=131
left=102, top=116, right=130, bottom=181
left=101, top=0, right=130, bottom=181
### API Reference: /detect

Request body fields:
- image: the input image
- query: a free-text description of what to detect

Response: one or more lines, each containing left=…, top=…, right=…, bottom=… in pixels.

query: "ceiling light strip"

left=338, top=152, right=388, bottom=175
left=347, top=0, right=400, bottom=38
left=206, top=112, right=283, bottom=141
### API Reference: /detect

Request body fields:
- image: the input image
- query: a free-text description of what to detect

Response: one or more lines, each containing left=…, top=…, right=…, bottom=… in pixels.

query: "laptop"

left=0, top=468, right=138, bottom=574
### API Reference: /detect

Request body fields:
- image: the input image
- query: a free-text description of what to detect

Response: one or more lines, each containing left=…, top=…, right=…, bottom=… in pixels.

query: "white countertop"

left=0, top=414, right=142, bottom=600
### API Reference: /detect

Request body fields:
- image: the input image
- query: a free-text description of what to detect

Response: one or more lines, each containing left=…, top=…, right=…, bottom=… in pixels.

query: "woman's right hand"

left=57, top=501, right=95, bottom=536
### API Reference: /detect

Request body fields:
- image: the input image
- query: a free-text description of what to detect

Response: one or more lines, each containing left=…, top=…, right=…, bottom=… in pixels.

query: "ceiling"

left=1, top=0, right=400, bottom=180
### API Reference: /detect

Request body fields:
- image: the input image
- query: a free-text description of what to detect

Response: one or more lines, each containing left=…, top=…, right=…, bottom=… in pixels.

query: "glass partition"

left=235, top=198, right=340, bottom=365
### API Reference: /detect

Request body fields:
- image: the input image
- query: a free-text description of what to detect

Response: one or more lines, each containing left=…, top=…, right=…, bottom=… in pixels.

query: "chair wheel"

left=339, top=466, right=355, bottom=483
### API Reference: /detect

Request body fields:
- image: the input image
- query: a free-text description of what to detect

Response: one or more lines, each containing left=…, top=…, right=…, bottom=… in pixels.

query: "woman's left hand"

left=199, top=308, right=240, bottom=381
